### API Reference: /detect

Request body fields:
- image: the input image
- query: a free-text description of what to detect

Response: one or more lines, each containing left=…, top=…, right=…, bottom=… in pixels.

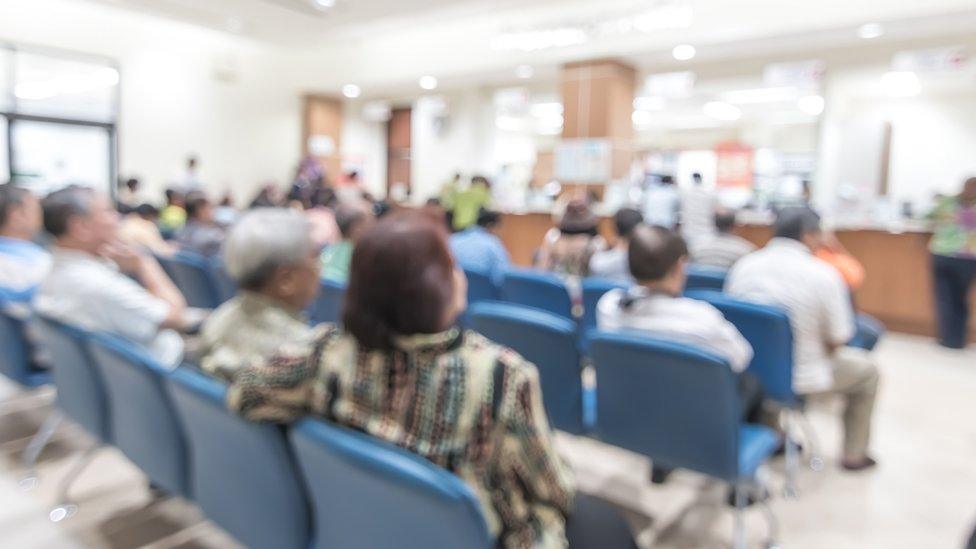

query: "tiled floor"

left=1, top=333, right=974, bottom=548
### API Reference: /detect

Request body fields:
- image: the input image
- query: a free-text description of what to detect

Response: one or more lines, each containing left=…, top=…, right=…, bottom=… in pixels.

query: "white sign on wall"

left=892, top=46, right=969, bottom=72
left=763, top=60, right=825, bottom=88
left=554, top=138, right=612, bottom=183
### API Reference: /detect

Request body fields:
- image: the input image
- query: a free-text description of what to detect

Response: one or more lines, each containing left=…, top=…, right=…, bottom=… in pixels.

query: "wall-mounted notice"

left=892, top=46, right=969, bottom=72
left=763, top=59, right=825, bottom=88
left=554, top=138, right=612, bottom=184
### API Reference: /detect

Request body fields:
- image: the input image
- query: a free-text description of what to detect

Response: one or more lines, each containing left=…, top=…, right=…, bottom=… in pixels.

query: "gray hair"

left=42, top=185, right=95, bottom=237
left=223, top=208, right=314, bottom=291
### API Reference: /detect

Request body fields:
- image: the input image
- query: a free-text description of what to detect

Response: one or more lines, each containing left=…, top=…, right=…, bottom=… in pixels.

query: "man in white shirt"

left=680, top=172, right=716, bottom=246
left=597, top=224, right=758, bottom=409
left=35, top=186, right=193, bottom=368
left=588, top=208, right=643, bottom=284
left=690, top=209, right=757, bottom=270
left=642, top=174, right=681, bottom=229
left=727, top=207, right=880, bottom=471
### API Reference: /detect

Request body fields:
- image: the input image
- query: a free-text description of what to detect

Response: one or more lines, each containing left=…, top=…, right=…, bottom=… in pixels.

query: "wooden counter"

left=496, top=212, right=976, bottom=343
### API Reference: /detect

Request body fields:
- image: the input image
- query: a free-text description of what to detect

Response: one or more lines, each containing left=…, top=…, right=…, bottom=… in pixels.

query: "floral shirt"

left=930, top=196, right=976, bottom=258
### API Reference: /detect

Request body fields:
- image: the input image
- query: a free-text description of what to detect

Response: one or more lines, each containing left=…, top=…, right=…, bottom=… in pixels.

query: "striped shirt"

left=690, top=233, right=757, bottom=270
left=726, top=238, right=855, bottom=393
left=227, top=326, right=575, bottom=548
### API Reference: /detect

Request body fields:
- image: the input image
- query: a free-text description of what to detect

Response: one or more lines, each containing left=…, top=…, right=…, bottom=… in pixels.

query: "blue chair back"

left=686, top=290, right=796, bottom=405
left=468, top=302, right=585, bottom=434
left=500, top=269, right=574, bottom=321
left=160, top=252, right=220, bottom=309
left=87, top=333, right=190, bottom=497
left=33, top=316, right=111, bottom=442
left=0, top=308, right=49, bottom=388
left=464, top=268, right=500, bottom=305
left=685, top=265, right=728, bottom=292
left=588, top=331, right=741, bottom=482
left=290, top=418, right=493, bottom=549
left=308, top=280, right=346, bottom=325
left=581, top=278, right=630, bottom=335
left=209, top=259, right=237, bottom=305
left=166, top=367, right=310, bottom=549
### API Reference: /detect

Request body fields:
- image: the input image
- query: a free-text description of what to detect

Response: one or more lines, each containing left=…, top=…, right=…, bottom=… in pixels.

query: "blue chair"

left=587, top=331, right=780, bottom=548
left=31, top=317, right=109, bottom=517
left=0, top=307, right=49, bottom=389
left=159, top=252, right=220, bottom=309
left=850, top=313, right=885, bottom=351
left=308, top=279, right=346, bottom=325
left=580, top=278, right=630, bottom=336
left=209, top=259, right=237, bottom=305
left=500, top=269, right=574, bottom=321
left=290, top=418, right=493, bottom=549
left=464, top=267, right=500, bottom=305
left=685, top=265, right=728, bottom=292
left=166, top=367, right=310, bottom=549
left=468, top=302, right=586, bottom=434
left=87, top=333, right=190, bottom=498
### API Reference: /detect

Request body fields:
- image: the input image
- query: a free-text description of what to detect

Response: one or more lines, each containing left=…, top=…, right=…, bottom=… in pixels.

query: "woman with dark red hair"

left=227, top=211, right=635, bottom=548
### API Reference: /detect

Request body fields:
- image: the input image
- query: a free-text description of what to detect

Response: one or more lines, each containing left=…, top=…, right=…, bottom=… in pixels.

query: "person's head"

left=959, top=176, right=976, bottom=204
left=628, top=224, right=689, bottom=295
left=0, top=184, right=42, bottom=240
left=559, top=199, right=599, bottom=236
left=346, top=170, right=359, bottom=182
left=134, top=203, right=160, bottom=222
left=185, top=192, right=214, bottom=224
left=187, top=156, right=198, bottom=170
left=774, top=206, right=822, bottom=250
left=476, top=209, right=501, bottom=232
left=123, top=178, right=139, bottom=193
left=612, top=208, right=643, bottom=241
left=472, top=175, right=490, bottom=189
left=164, top=188, right=185, bottom=207
left=223, top=208, right=321, bottom=310
left=660, top=175, right=675, bottom=186
left=42, top=186, right=119, bottom=252
left=335, top=204, right=371, bottom=242
left=343, top=212, right=466, bottom=351
left=310, top=187, right=337, bottom=209
left=692, top=172, right=703, bottom=186
left=714, top=208, right=737, bottom=234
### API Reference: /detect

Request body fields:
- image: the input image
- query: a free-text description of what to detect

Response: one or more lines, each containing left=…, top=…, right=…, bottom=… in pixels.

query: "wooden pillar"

left=302, top=95, right=343, bottom=183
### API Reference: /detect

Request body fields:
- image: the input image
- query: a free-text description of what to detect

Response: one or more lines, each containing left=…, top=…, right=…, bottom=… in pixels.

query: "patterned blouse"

left=227, top=326, right=575, bottom=548
left=929, top=196, right=976, bottom=258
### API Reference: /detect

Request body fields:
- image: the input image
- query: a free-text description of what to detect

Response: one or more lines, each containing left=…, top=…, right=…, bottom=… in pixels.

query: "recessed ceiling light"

left=342, top=84, right=361, bottom=99
left=515, top=65, right=534, bottom=79
left=419, top=75, right=438, bottom=90
left=672, top=44, right=696, bottom=61
left=313, top=0, right=336, bottom=8
left=857, top=23, right=884, bottom=39
left=797, top=95, right=825, bottom=116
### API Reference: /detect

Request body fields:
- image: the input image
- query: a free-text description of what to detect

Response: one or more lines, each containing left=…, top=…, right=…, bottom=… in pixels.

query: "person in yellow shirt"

left=159, top=188, right=187, bottom=238
left=450, top=175, right=491, bottom=231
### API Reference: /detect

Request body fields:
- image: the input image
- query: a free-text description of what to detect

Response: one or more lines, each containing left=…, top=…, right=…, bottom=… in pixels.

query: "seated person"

left=597, top=225, right=759, bottom=418
left=198, top=209, right=321, bottom=380
left=449, top=209, right=510, bottom=284
left=0, top=184, right=51, bottom=308
left=35, top=186, right=193, bottom=368
left=588, top=208, right=643, bottom=283
left=536, top=199, right=605, bottom=278
left=689, top=208, right=756, bottom=270
left=177, top=192, right=225, bottom=257
left=727, top=207, right=880, bottom=471
left=158, top=188, right=187, bottom=236
left=227, top=212, right=636, bottom=549
left=320, top=204, right=372, bottom=284
left=118, top=203, right=178, bottom=256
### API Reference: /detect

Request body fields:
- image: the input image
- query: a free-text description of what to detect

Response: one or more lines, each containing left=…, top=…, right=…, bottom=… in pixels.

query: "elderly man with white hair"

left=198, top=208, right=323, bottom=380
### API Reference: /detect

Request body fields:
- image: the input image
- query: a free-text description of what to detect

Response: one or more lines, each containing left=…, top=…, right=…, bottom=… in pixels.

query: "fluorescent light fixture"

left=515, top=65, right=534, bottom=79
left=631, top=110, right=654, bottom=126
left=880, top=71, right=920, bottom=98
left=633, top=96, right=667, bottom=111
left=490, top=28, right=587, bottom=52
left=721, top=86, right=797, bottom=104
left=703, top=101, right=741, bottom=121
left=797, top=95, right=825, bottom=116
left=419, top=76, right=438, bottom=90
left=313, top=0, right=336, bottom=8
left=633, top=4, right=695, bottom=33
left=342, top=84, right=361, bottom=99
left=496, top=115, right=526, bottom=132
left=857, top=23, right=884, bottom=39
left=529, top=102, right=563, bottom=118
left=672, top=44, right=696, bottom=61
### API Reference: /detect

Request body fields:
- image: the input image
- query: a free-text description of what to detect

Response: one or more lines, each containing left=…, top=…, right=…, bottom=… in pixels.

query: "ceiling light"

left=313, top=0, right=336, bottom=8
left=857, top=23, right=884, bottom=39
left=419, top=76, right=438, bottom=91
left=490, top=28, right=587, bottom=52
left=633, top=96, right=667, bottom=111
left=342, top=84, right=361, bottom=99
left=797, top=95, right=825, bottom=116
left=702, top=101, right=741, bottom=121
left=529, top=102, right=563, bottom=118
left=880, top=71, right=920, bottom=98
left=515, top=65, right=534, bottom=79
left=721, top=86, right=797, bottom=104
left=631, top=110, right=654, bottom=126
left=672, top=44, right=696, bottom=61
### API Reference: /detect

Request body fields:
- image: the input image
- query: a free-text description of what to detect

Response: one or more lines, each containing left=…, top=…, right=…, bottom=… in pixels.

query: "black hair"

left=42, top=185, right=95, bottom=237
left=184, top=192, right=211, bottom=220
left=476, top=208, right=500, bottom=228
left=0, top=184, right=31, bottom=229
left=628, top=225, right=688, bottom=282
left=135, top=203, right=160, bottom=218
left=335, top=205, right=367, bottom=239
left=774, top=207, right=821, bottom=241
left=714, top=209, right=737, bottom=233
left=613, top=208, right=643, bottom=239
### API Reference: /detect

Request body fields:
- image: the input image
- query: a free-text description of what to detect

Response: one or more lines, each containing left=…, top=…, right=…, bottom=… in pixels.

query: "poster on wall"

left=714, top=142, right=754, bottom=190
left=554, top=138, right=612, bottom=184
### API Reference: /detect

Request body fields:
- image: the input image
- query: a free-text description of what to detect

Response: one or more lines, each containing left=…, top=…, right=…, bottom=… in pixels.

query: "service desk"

left=496, top=212, right=976, bottom=343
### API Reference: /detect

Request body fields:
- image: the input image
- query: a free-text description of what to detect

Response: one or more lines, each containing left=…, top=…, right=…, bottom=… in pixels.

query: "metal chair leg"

left=733, top=482, right=747, bottom=549
left=49, top=442, right=99, bottom=522
left=795, top=411, right=824, bottom=471
left=783, top=414, right=800, bottom=498
left=19, top=409, right=63, bottom=491
left=756, top=483, right=781, bottom=549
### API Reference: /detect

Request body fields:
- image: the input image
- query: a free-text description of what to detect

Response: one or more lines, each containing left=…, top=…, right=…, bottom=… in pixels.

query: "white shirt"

left=726, top=237, right=855, bottom=393
left=597, top=288, right=753, bottom=372
left=588, top=246, right=632, bottom=284
left=690, top=233, right=757, bottom=270
left=643, top=184, right=681, bottom=229
left=35, top=248, right=184, bottom=368
left=680, top=186, right=716, bottom=245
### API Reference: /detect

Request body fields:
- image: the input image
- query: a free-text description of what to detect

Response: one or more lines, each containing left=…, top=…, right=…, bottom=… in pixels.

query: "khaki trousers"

left=810, top=347, right=880, bottom=458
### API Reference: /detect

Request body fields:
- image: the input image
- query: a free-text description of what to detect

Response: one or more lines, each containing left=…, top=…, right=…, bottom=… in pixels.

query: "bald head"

left=628, top=225, right=688, bottom=282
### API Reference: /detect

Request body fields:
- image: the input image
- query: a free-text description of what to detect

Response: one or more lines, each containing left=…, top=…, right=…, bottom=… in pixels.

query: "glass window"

left=12, top=51, right=118, bottom=123
left=10, top=120, right=112, bottom=195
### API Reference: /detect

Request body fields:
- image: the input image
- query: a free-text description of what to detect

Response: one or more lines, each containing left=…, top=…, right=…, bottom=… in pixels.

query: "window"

left=10, top=120, right=112, bottom=195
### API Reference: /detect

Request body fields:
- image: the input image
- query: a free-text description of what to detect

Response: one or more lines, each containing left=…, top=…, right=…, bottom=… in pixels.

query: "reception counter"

left=495, top=212, right=976, bottom=343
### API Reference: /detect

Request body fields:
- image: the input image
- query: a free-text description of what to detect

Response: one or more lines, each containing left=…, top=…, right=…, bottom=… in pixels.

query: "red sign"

left=715, top=142, right=754, bottom=190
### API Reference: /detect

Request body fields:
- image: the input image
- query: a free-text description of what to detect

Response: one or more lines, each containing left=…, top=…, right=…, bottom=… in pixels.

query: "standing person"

left=588, top=208, right=643, bottom=283
left=642, top=174, right=681, bottom=229
left=680, top=172, right=716, bottom=245
left=536, top=199, right=605, bottom=278
left=177, top=193, right=225, bottom=257
left=320, top=204, right=372, bottom=284
left=449, top=209, right=510, bottom=285
left=0, top=184, right=51, bottom=307
left=727, top=207, right=880, bottom=471
left=689, top=209, right=757, bottom=270
left=177, top=156, right=202, bottom=192
left=117, top=177, right=140, bottom=214
left=929, top=176, right=976, bottom=349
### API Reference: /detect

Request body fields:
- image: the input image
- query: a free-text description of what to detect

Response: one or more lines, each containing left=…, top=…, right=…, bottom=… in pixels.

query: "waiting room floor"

left=0, top=333, right=973, bottom=549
